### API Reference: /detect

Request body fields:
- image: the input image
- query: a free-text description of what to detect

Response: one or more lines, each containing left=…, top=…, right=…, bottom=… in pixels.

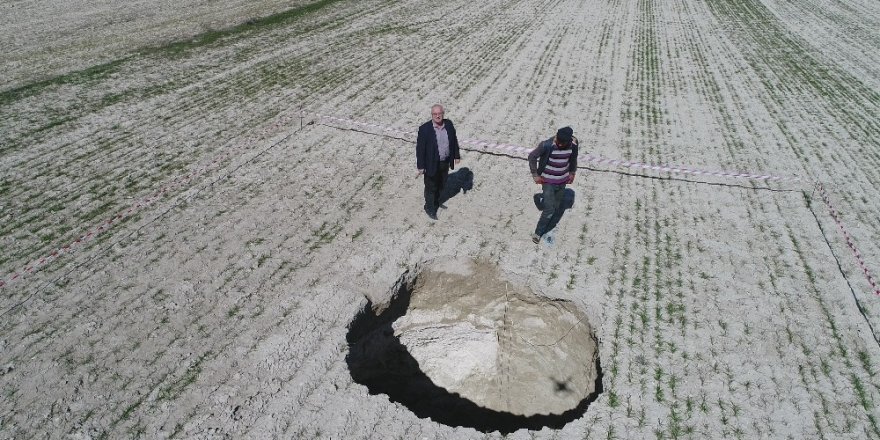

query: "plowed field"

left=2, top=0, right=879, bottom=438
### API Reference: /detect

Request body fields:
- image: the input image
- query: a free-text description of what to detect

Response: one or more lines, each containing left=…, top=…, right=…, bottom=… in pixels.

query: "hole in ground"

left=346, top=258, right=602, bottom=434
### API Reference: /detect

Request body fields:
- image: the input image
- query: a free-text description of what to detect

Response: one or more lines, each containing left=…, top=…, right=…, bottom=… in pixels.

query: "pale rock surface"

left=393, top=258, right=599, bottom=416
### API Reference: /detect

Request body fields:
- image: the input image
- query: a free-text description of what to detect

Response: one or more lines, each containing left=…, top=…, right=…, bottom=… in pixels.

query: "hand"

left=418, top=169, right=425, bottom=174
left=454, top=159, right=461, bottom=166
left=567, top=174, right=575, bottom=184
left=533, top=176, right=544, bottom=184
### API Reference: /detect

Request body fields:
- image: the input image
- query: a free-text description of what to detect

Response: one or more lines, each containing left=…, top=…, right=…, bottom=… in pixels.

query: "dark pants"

left=535, top=183, right=566, bottom=236
left=423, top=160, right=450, bottom=212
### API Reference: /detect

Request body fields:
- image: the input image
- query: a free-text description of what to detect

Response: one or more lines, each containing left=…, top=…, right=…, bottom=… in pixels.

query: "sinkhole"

left=346, top=258, right=602, bottom=434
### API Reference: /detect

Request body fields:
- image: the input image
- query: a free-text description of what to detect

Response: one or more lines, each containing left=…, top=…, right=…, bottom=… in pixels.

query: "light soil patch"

left=347, top=258, right=601, bottom=433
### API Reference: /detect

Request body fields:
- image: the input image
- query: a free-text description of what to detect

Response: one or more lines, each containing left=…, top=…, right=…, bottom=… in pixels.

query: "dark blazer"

left=416, top=119, right=461, bottom=176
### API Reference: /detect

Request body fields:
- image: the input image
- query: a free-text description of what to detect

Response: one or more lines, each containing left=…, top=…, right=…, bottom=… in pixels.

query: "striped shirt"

left=540, top=147, right=573, bottom=185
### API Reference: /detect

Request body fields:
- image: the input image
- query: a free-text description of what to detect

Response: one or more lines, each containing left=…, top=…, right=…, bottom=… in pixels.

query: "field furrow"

left=2, top=0, right=879, bottom=438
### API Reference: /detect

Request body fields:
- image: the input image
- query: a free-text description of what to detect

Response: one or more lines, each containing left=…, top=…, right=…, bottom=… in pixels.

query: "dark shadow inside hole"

left=345, top=274, right=603, bottom=434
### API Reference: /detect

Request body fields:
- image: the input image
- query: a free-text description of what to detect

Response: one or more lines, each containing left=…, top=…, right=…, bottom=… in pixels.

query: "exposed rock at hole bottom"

left=394, top=258, right=599, bottom=417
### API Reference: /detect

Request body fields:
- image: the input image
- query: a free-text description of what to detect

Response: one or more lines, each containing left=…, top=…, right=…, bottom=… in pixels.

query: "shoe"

left=531, top=233, right=541, bottom=244
left=425, top=207, right=438, bottom=220
left=437, top=204, right=447, bottom=210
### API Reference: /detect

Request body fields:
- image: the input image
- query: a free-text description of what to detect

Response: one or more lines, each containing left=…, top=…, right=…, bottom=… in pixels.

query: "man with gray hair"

left=416, top=104, right=461, bottom=220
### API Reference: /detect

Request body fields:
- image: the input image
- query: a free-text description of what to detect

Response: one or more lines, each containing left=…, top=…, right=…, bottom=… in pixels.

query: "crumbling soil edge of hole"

left=344, top=264, right=604, bottom=434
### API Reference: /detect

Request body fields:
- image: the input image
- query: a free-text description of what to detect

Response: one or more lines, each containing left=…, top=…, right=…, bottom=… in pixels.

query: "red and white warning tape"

left=316, top=113, right=803, bottom=182
left=316, top=113, right=878, bottom=297
left=0, top=152, right=232, bottom=289
left=2, top=113, right=877, bottom=300
left=815, top=182, right=880, bottom=296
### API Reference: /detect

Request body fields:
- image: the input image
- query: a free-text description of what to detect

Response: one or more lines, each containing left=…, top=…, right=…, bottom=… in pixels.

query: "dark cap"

left=556, top=126, right=573, bottom=144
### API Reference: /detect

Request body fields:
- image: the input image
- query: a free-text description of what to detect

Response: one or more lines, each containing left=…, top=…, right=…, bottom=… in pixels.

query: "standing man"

left=416, top=104, right=461, bottom=220
left=528, top=126, right=578, bottom=243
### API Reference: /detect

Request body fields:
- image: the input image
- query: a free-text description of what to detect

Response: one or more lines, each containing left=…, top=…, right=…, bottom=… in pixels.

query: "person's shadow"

left=533, top=188, right=576, bottom=233
left=440, top=167, right=474, bottom=206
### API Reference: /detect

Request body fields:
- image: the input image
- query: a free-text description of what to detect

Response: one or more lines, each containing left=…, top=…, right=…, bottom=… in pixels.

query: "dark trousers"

left=535, top=183, right=566, bottom=236
left=423, top=160, right=450, bottom=212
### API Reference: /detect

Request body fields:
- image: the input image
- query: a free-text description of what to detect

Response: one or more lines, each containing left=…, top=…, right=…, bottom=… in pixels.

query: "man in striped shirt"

left=528, top=127, right=578, bottom=244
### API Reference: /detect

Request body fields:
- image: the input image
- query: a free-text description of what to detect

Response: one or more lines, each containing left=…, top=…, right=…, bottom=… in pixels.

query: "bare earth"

left=1, top=0, right=880, bottom=438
